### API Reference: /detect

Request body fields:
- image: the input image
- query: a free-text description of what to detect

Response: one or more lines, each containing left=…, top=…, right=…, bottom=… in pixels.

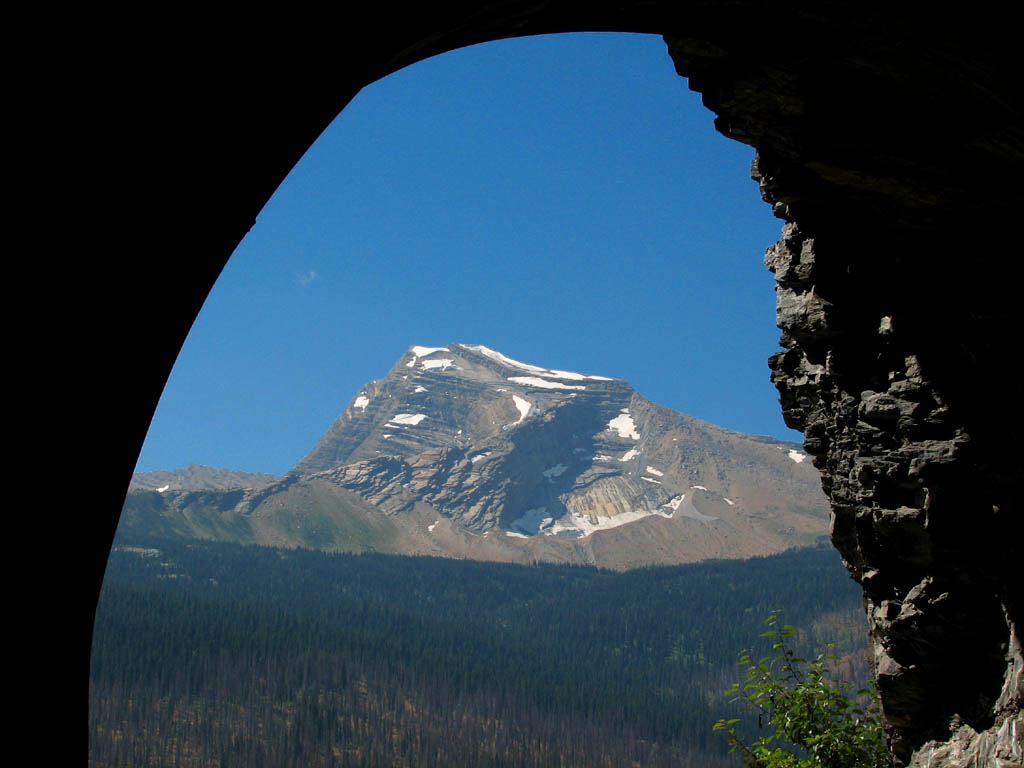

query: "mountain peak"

left=452, top=344, right=618, bottom=383
left=122, top=343, right=828, bottom=569
left=294, top=343, right=633, bottom=476
left=400, top=343, right=620, bottom=383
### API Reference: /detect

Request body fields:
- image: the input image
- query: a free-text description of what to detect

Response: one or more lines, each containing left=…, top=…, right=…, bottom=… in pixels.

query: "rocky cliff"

left=665, top=16, right=1022, bottom=765
left=80, top=5, right=1023, bottom=765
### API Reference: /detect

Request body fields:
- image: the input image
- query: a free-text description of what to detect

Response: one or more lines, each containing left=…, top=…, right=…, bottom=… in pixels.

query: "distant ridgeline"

left=121, top=343, right=830, bottom=570
left=90, top=539, right=868, bottom=768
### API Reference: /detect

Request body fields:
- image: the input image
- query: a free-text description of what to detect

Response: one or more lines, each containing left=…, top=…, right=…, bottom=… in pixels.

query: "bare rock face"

left=761, top=222, right=1020, bottom=765
left=121, top=343, right=832, bottom=570
left=665, top=16, right=1022, bottom=766
left=129, top=465, right=282, bottom=492
left=296, top=344, right=831, bottom=553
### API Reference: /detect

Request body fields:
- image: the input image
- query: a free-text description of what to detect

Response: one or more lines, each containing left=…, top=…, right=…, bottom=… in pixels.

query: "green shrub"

left=713, top=610, right=890, bottom=768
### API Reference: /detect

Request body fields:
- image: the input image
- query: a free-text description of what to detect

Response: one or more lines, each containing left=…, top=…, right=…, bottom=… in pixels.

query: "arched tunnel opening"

left=131, top=32, right=793, bottom=487
left=78, top=6, right=1022, bottom=766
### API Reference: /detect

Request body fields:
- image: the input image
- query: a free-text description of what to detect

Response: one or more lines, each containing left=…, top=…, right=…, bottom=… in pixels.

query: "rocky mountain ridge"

left=130, top=464, right=282, bottom=492
left=119, top=344, right=831, bottom=569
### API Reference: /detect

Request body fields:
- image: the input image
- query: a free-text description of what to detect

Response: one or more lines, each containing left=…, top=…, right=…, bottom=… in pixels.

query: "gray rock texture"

left=122, top=344, right=832, bottom=570
left=129, top=465, right=282, bottom=492
left=760, top=221, right=1021, bottom=766
left=77, top=5, right=1023, bottom=764
left=665, top=16, right=1023, bottom=765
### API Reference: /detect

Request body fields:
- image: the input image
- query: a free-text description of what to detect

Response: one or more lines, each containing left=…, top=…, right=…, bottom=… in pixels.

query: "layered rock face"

left=296, top=344, right=830, bottom=547
left=665, top=12, right=1022, bottom=767
left=122, top=344, right=832, bottom=570
left=763, top=223, right=1021, bottom=766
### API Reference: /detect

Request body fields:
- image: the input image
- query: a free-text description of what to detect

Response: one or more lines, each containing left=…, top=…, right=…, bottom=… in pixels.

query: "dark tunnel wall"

left=71, top=5, right=1021, bottom=765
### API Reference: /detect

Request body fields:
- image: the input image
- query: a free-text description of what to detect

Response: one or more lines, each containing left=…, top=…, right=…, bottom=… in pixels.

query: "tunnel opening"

left=78, top=8, right=1023, bottom=767
left=92, top=31, right=870, bottom=768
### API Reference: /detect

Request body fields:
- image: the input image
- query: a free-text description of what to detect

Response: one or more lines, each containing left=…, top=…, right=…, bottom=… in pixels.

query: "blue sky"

left=135, top=32, right=800, bottom=476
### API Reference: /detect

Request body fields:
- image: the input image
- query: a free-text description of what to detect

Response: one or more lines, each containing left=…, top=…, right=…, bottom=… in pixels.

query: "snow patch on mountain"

left=607, top=410, right=640, bottom=440
left=788, top=449, right=808, bottom=463
left=619, top=448, right=640, bottom=462
left=542, top=463, right=568, bottom=479
left=421, top=358, right=457, bottom=371
left=641, top=477, right=662, bottom=484
left=546, top=509, right=673, bottom=538
left=676, top=495, right=719, bottom=522
left=512, top=395, right=532, bottom=423
left=388, top=414, right=427, bottom=426
left=353, top=395, right=370, bottom=409
left=645, top=466, right=664, bottom=477
left=543, top=369, right=588, bottom=380
left=661, top=494, right=685, bottom=511
left=463, top=344, right=612, bottom=381
left=509, top=506, right=671, bottom=538
left=508, top=376, right=586, bottom=391
left=156, top=485, right=169, bottom=493
left=509, top=506, right=552, bottom=535
left=411, top=346, right=449, bottom=358
left=466, top=345, right=548, bottom=373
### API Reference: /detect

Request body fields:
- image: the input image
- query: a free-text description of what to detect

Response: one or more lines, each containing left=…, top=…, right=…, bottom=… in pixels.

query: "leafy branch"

left=713, top=610, right=890, bottom=768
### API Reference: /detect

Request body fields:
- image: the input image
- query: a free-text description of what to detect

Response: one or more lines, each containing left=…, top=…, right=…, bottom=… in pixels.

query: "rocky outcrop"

left=665, top=17, right=1022, bottom=766
left=129, top=465, right=282, bottom=492
left=121, top=343, right=832, bottom=569
left=85, top=5, right=1023, bottom=764
left=760, top=221, right=1020, bottom=766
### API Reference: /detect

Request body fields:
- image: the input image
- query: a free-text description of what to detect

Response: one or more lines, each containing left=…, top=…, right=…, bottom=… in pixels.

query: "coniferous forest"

left=90, top=538, right=870, bottom=767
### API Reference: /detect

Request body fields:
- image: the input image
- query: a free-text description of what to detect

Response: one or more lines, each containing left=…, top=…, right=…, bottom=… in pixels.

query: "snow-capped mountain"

left=121, top=344, right=831, bottom=569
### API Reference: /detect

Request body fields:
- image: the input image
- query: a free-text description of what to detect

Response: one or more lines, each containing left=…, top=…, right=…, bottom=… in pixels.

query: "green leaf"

left=712, top=611, right=888, bottom=768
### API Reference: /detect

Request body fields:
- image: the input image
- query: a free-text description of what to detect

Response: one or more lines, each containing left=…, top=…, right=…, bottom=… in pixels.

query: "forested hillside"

left=90, top=540, right=869, bottom=767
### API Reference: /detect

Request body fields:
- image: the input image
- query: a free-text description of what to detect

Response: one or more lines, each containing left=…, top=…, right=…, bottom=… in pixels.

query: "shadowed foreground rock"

left=665, top=12, right=1022, bottom=765
left=80, top=4, right=1021, bottom=765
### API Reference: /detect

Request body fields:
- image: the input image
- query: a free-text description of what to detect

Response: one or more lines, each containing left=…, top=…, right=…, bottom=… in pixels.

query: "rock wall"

left=665, top=10, right=1022, bottom=766
left=78, top=4, right=1023, bottom=765
left=763, top=220, right=1021, bottom=766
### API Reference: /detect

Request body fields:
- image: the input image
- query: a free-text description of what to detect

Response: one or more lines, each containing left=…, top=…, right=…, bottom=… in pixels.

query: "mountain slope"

left=119, top=344, right=830, bottom=568
left=129, top=464, right=282, bottom=492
